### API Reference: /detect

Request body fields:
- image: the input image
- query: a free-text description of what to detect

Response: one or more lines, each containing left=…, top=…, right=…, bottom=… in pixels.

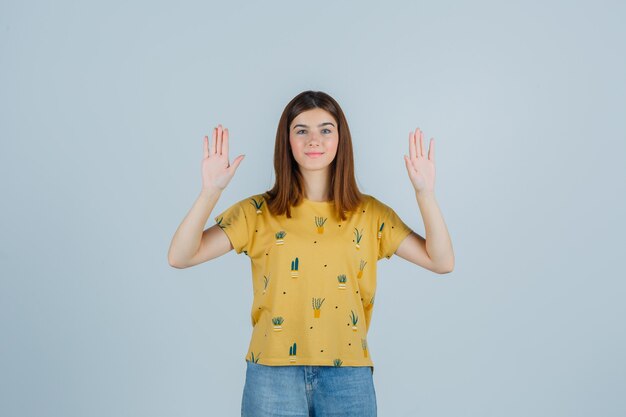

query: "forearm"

left=415, top=190, right=454, bottom=272
left=168, top=187, right=223, bottom=266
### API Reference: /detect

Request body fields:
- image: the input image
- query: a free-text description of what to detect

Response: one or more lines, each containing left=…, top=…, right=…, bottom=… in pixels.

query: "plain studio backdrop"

left=1, top=1, right=625, bottom=416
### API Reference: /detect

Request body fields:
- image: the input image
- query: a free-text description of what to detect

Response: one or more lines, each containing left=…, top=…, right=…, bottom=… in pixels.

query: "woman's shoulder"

left=359, top=193, right=381, bottom=209
left=230, top=192, right=269, bottom=214
left=359, top=194, right=396, bottom=215
left=224, top=193, right=267, bottom=217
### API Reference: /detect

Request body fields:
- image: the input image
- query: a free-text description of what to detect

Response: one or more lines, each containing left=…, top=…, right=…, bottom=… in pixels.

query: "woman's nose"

left=307, top=133, right=321, bottom=144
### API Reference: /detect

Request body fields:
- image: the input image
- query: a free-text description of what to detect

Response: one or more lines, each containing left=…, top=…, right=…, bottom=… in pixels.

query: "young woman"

left=168, top=90, right=454, bottom=417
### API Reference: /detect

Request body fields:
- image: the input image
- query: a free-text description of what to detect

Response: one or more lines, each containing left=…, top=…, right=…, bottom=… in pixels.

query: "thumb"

left=230, top=154, right=245, bottom=173
left=403, top=155, right=413, bottom=172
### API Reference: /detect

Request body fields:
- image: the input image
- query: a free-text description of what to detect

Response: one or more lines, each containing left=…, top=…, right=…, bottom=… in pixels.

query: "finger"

left=419, top=129, right=424, bottom=158
left=223, top=127, right=229, bottom=159
left=409, top=131, right=416, bottom=160
left=414, top=128, right=420, bottom=158
left=211, top=127, right=217, bottom=155
left=404, top=154, right=415, bottom=173
left=217, top=124, right=223, bottom=155
left=230, top=154, right=245, bottom=173
left=203, top=135, right=209, bottom=159
left=428, top=137, right=435, bottom=161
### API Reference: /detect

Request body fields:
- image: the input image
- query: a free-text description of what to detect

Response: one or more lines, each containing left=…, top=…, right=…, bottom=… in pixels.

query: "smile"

left=305, top=152, right=324, bottom=158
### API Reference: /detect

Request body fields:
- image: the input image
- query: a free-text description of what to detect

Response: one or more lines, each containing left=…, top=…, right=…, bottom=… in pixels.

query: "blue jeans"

left=241, top=361, right=377, bottom=417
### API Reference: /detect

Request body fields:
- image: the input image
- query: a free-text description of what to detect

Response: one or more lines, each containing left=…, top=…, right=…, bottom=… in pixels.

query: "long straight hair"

left=263, top=90, right=364, bottom=222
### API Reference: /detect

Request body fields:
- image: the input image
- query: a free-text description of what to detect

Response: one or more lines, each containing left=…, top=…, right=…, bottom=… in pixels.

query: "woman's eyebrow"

left=292, top=122, right=335, bottom=130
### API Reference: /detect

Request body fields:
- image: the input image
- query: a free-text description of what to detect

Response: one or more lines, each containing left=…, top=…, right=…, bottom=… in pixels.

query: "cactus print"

left=214, top=193, right=413, bottom=370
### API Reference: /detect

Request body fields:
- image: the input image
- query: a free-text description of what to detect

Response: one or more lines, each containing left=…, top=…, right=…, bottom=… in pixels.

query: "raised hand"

left=403, top=127, right=435, bottom=195
left=201, top=124, right=245, bottom=192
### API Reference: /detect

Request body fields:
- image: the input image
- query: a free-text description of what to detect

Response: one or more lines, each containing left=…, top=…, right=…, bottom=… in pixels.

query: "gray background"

left=2, top=0, right=625, bottom=416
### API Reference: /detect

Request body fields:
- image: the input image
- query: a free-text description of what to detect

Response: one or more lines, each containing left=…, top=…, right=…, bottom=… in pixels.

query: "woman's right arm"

left=168, top=186, right=233, bottom=268
left=168, top=124, right=245, bottom=268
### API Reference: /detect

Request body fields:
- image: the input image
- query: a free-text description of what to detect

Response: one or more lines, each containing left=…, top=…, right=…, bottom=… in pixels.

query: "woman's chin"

left=298, top=162, right=331, bottom=172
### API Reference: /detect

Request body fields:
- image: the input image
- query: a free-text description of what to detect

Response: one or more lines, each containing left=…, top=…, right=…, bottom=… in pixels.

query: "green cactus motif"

left=333, top=358, right=343, bottom=367
left=289, top=342, right=297, bottom=362
left=378, top=222, right=385, bottom=239
left=215, top=216, right=231, bottom=229
left=250, top=197, right=264, bottom=214
left=337, top=274, right=347, bottom=289
left=315, top=216, right=327, bottom=234
left=365, top=294, right=375, bottom=311
left=354, top=228, right=364, bottom=249
left=249, top=352, right=261, bottom=363
left=361, top=338, right=369, bottom=357
left=275, top=230, right=286, bottom=245
left=357, top=259, right=367, bottom=279
left=349, top=310, right=359, bottom=331
left=290, top=257, right=299, bottom=278
left=272, top=316, right=284, bottom=331
left=312, top=297, right=325, bottom=317
left=263, top=273, right=270, bottom=294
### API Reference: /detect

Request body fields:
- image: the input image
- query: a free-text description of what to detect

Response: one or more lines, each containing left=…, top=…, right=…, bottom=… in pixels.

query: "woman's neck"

left=301, top=169, right=330, bottom=202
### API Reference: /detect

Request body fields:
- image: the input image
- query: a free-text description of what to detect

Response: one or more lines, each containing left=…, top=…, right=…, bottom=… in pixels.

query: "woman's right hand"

left=201, top=124, right=245, bottom=192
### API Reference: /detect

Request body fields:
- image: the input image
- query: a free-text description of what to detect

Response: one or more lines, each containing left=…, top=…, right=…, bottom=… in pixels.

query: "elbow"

left=438, top=254, right=455, bottom=274
left=434, top=261, right=454, bottom=274
left=168, top=260, right=182, bottom=269
left=168, top=256, right=187, bottom=269
left=168, top=245, right=193, bottom=268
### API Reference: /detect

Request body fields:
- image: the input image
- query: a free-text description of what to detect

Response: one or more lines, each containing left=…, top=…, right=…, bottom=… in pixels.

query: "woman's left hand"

left=404, top=127, right=436, bottom=195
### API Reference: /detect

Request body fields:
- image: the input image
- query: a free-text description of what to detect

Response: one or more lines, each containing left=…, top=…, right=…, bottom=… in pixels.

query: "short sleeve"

left=214, top=199, right=251, bottom=255
left=373, top=198, right=413, bottom=261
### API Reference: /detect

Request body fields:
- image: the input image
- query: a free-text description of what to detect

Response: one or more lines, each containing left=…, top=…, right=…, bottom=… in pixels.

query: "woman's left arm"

left=396, top=127, right=454, bottom=273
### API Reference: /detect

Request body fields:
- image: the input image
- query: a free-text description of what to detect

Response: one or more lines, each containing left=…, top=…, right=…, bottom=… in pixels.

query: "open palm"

left=201, top=124, right=245, bottom=191
left=404, top=127, right=435, bottom=194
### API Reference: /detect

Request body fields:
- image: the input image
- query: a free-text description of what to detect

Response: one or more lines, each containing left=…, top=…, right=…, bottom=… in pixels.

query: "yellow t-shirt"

left=214, top=193, right=413, bottom=371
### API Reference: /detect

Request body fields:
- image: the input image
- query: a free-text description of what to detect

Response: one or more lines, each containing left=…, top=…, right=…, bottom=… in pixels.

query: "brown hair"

left=262, top=90, right=364, bottom=222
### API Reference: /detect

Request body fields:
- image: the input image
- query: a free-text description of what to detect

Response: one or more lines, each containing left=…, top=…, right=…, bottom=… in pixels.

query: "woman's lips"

left=306, top=152, right=324, bottom=158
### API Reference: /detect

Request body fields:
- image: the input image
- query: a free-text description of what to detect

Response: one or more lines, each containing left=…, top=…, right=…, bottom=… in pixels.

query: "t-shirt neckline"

left=302, top=197, right=333, bottom=206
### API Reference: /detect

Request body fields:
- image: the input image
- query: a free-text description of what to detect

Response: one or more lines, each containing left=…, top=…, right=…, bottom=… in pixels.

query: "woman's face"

left=289, top=108, right=339, bottom=173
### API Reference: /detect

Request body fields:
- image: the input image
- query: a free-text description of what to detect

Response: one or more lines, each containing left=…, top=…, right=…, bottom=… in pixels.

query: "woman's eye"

left=296, top=128, right=331, bottom=134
